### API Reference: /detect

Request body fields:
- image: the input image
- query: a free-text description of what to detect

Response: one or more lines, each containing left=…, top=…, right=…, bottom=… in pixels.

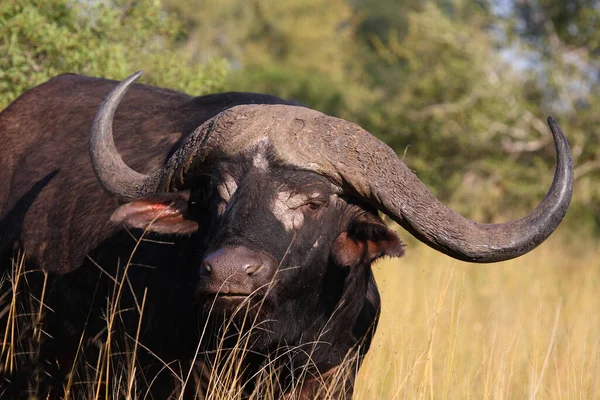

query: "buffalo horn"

left=161, top=103, right=573, bottom=263
left=95, top=72, right=573, bottom=263
left=89, top=71, right=159, bottom=201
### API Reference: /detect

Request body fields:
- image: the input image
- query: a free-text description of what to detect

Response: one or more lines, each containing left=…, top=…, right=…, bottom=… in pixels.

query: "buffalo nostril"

left=200, top=262, right=212, bottom=276
left=244, top=264, right=264, bottom=275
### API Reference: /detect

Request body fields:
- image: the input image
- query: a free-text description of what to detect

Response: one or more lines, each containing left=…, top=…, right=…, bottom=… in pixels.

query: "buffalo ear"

left=332, top=214, right=404, bottom=268
left=110, top=191, right=198, bottom=234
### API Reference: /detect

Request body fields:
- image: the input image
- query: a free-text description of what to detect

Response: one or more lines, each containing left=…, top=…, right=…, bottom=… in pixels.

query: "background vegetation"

left=1, top=0, right=599, bottom=398
left=3, top=0, right=600, bottom=230
left=360, top=234, right=599, bottom=399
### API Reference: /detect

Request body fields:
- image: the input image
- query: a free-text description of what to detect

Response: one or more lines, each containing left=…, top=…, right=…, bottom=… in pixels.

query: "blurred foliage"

left=2, top=0, right=600, bottom=232
left=498, top=0, right=600, bottom=228
left=163, top=0, right=372, bottom=117
left=356, top=2, right=544, bottom=221
left=0, top=0, right=227, bottom=109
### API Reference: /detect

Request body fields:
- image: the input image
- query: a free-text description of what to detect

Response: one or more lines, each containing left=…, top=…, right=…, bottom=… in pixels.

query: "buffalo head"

left=90, top=71, right=573, bottom=266
left=82, top=71, right=574, bottom=397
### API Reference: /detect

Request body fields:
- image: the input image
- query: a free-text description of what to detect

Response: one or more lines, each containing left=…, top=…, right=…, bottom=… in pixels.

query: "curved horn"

left=345, top=116, right=573, bottom=262
left=375, top=117, right=573, bottom=262
left=161, top=104, right=573, bottom=263
left=89, top=71, right=154, bottom=202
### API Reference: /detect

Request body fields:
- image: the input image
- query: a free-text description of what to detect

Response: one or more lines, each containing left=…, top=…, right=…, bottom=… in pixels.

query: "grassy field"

left=356, top=232, right=600, bottom=399
left=2, top=229, right=599, bottom=399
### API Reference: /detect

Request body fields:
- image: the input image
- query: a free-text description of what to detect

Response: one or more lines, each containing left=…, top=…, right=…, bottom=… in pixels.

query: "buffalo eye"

left=302, top=199, right=328, bottom=212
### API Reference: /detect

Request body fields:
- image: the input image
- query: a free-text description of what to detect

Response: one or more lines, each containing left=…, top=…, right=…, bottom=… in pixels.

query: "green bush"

left=0, top=0, right=227, bottom=109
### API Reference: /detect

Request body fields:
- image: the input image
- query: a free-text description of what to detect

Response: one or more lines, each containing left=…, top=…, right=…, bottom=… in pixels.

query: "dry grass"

left=356, top=232, right=600, bottom=399
left=1, top=230, right=599, bottom=399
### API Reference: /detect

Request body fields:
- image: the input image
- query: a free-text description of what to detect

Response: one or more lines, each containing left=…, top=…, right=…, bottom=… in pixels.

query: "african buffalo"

left=0, top=71, right=573, bottom=399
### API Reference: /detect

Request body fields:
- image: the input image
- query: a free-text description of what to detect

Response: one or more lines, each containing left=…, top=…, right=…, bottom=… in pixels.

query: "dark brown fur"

left=0, top=75, right=293, bottom=272
left=0, top=76, right=401, bottom=399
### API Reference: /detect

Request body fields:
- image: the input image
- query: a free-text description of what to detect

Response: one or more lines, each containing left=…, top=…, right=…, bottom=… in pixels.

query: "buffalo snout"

left=199, top=246, right=277, bottom=297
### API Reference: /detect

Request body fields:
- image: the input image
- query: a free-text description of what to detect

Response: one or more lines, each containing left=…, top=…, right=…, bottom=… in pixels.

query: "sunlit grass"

left=356, top=232, right=600, bottom=399
left=1, top=230, right=599, bottom=398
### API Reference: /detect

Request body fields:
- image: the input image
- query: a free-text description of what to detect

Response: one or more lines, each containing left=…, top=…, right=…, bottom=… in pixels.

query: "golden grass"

left=2, top=231, right=599, bottom=399
left=356, top=232, right=600, bottom=399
